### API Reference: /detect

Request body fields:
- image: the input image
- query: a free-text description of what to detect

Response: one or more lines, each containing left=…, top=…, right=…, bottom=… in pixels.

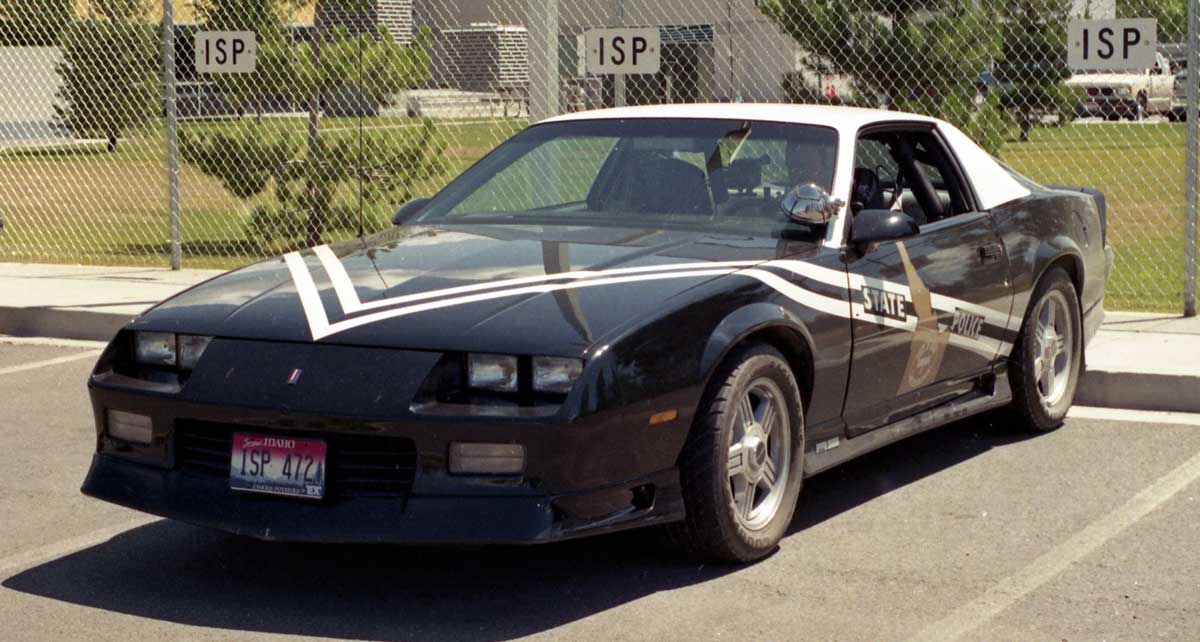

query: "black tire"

left=666, top=343, right=805, bottom=563
left=1007, top=268, right=1083, bottom=432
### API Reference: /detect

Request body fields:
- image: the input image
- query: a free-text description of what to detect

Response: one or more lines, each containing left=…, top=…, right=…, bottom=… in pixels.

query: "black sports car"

left=83, top=105, right=1112, bottom=562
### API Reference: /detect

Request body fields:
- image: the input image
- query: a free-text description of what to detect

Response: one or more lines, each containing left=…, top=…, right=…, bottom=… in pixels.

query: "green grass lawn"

left=0, top=115, right=525, bottom=269
left=999, top=124, right=1188, bottom=312
left=0, top=117, right=1191, bottom=311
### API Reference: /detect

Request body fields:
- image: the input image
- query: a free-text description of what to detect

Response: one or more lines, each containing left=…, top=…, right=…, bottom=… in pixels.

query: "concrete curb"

left=1076, top=369, right=1200, bottom=414
left=0, top=307, right=130, bottom=342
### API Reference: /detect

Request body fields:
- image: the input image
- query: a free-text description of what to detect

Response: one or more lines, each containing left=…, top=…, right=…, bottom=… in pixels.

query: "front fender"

left=699, top=302, right=815, bottom=387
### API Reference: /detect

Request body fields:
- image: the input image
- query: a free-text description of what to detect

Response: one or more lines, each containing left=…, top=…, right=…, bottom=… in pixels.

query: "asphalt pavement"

left=0, top=339, right=1197, bottom=642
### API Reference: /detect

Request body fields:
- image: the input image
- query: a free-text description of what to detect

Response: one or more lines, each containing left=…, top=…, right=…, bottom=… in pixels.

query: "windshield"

left=414, top=118, right=838, bottom=234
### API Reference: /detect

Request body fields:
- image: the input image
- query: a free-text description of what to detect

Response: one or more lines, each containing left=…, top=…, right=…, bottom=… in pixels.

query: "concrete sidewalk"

left=0, top=263, right=222, bottom=342
left=1, top=262, right=1198, bottom=412
left=1075, top=312, right=1200, bottom=413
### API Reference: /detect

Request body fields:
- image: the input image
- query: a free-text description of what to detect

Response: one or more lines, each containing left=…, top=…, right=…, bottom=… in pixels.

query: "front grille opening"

left=174, top=420, right=417, bottom=499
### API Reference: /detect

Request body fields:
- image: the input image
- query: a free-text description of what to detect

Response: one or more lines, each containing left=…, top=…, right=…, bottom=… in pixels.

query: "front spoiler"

left=82, top=454, right=684, bottom=545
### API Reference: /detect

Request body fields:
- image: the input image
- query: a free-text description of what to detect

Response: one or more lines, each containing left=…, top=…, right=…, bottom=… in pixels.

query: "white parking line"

left=1068, top=406, right=1200, bottom=427
left=0, top=350, right=101, bottom=377
left=0, top=515, right=158, bottom=578
left=906, top=443, right=1200, bottom=642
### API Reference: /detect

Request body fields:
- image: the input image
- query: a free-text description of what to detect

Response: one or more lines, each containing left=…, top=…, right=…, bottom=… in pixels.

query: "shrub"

left=54, top=20, right=159, bottom=151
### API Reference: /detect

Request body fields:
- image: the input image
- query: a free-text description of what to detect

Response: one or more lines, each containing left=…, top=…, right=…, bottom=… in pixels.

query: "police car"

left=82, top=104, right=1111, bottom=562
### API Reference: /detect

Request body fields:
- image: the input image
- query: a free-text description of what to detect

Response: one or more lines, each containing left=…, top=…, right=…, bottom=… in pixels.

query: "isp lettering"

left=1082, top=26, right=1142, bottom=61
left=207, top=37, right=246, bottom=66
left=245, top=449, right=270, bottom=475
left=600, top=35, right=648, bottom=67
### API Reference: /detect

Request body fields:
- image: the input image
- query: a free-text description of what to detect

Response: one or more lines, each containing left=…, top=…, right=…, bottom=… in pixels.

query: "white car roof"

left=541, top=103, right=1030, bottom=214
left=541, top=103, right=937, bottom=131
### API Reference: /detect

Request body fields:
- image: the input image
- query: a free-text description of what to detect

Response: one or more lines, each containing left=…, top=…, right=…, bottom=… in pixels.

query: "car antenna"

left=356, top=27, right=365, bottom=239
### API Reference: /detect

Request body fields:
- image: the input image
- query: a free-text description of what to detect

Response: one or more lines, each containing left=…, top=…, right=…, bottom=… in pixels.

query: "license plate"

left=230, top=433, right=326, bottom=499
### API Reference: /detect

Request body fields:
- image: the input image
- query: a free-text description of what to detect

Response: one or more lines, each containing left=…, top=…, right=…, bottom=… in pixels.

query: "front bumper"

left=82, top=453, right=682, bottom=544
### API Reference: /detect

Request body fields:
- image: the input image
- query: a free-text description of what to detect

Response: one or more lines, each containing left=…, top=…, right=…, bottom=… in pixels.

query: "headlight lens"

left=178, top=335, right=213, bottom=370
left=134, top=331, right=176, bottom=366
left=532, top=356, right=584, bottom=394
left=133, top=332, right=212, bottom=369
left=468, top=353, right=519, bottom=392
left=1117, top=87, right=1131, bottom=96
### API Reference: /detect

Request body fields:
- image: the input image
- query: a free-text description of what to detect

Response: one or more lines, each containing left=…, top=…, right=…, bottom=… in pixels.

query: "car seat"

left=851, top=167, right=885, bottom=211
left=596, top=151, right=713, bottom=216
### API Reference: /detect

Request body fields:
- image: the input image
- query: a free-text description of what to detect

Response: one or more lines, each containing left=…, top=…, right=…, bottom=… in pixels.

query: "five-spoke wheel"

left=1009, top=267, right=1082, bottom=432
left=727, top=378, right=790, bottom=531
left=669, top=343, right=805, bottom=563
left=1032, top=290, right=1073, bottom=408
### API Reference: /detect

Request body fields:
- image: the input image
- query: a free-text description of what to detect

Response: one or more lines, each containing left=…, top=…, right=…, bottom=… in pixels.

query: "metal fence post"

left=611, top=0, right=626, bottom=106
left=527, top=0, right=559, bottom=123
left=163, top=0, right=181, bottom=270
left=1187, top=0, right=1199, bottom=316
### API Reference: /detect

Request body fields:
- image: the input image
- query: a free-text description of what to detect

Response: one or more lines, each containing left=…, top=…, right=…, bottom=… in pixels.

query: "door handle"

left=978, top=243, right=1003, bottom=264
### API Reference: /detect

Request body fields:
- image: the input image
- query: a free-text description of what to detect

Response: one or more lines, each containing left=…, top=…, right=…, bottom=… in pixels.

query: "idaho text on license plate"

left=230, top=433, right=327, bottom=499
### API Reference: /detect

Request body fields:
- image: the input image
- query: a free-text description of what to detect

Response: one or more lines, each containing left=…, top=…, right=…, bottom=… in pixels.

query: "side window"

left=854, top=138, right=898, bottom=183
left=850, top=130, right=971, bottom=225
left=910, top=133, right=971, bottom=219
left=850, top=137, right=900, bottom=212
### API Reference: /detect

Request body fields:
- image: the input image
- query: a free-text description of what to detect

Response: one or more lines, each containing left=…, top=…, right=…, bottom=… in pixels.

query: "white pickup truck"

left=1066, top=51, right=1175, bottom=120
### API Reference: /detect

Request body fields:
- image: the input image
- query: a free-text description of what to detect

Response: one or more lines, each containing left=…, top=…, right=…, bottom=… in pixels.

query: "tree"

left=1117, top=0, right=1186, bottom=44
left=760, top=0, right=1009, bottom=153
left=54, top=19, right=160, bottom=151
left=0, top=0, right=72, bottom=46
left=93, top=0, right=152, bottom=22
left=996, top=0, right=1078, bottom=141
left=181, top=0, right=445, bottom=248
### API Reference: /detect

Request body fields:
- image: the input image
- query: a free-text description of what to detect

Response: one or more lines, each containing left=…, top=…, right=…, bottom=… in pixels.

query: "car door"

left=841, top=125, right=1013, bottom=436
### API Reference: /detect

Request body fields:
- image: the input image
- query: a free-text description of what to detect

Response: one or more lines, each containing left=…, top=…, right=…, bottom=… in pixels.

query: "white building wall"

left=0, top=47, right=65, bottom=144
left=414, top=0, right=800, bottom=103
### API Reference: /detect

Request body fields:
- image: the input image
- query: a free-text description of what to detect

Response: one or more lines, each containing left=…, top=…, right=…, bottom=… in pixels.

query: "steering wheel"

left=886, top=167, right=907, bottom=211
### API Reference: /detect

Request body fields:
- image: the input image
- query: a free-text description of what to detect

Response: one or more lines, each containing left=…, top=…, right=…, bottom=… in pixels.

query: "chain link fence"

left=0, top=0, right=1194, bottom=312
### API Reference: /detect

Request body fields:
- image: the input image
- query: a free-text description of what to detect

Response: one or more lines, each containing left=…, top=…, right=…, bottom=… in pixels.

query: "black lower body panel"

left=81, top=454, right=684, bottom=545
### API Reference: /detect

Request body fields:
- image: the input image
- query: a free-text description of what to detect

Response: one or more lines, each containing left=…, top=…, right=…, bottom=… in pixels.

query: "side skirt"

left=804, top=370, right=1013, bottom=477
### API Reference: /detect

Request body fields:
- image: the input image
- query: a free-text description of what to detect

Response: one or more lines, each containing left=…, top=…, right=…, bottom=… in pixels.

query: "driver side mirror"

left=392, top=197, right=431, bottom=226
left=781, top=183, right=843, bottom=225
left=851, top=209, right=919, bottom=246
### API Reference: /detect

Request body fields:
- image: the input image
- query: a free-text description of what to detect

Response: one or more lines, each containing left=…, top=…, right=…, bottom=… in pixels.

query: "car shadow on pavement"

left=3, top=415, right=1033, bottom=642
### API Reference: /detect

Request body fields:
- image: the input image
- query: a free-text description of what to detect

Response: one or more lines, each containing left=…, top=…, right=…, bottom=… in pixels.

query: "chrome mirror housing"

left=781, top=183, right=843, bottom=225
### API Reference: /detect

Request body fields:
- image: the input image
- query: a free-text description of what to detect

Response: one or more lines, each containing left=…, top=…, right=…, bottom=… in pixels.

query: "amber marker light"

left=648, top=409, right=678, bottom=426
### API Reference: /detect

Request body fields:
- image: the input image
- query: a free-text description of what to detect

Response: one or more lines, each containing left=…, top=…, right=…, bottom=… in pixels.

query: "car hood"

left=129, top=224, right=788, bottom=356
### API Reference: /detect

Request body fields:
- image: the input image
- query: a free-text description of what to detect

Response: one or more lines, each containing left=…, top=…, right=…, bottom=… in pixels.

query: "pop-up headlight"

left=532, top=356, right=584, bottom=394
left=133, top=332, right=213, bottom=370
left=134, top=332, right=176, bottom=366
left=468, top=354, right=519, bottom=392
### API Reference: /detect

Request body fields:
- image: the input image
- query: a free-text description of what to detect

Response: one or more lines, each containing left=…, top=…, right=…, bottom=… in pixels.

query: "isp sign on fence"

left=1068, top=19, right=1157, bottom=71
left=585, top=28, right=661, bottom=75
left=194, top=31, right=258, bottom=74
